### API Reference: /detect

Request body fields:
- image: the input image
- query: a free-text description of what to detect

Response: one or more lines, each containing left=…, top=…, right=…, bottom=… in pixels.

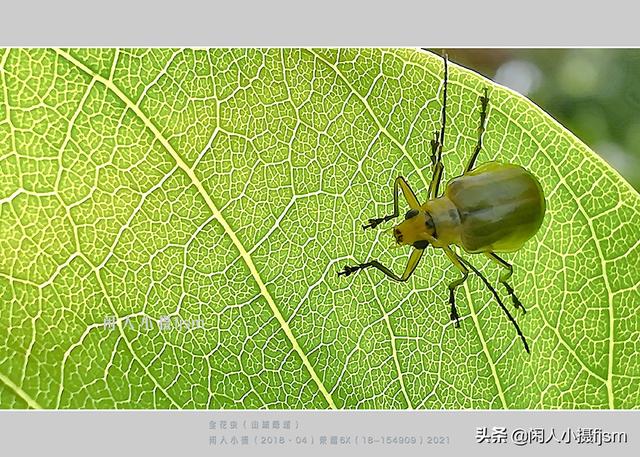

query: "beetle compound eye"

left=338, top=52, right=537, bottom=354
left=405, top=209, right=419, bottom=220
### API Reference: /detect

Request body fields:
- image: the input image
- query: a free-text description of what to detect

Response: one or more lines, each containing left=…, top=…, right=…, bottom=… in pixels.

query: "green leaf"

left=0, top=48, right=638, bottom=409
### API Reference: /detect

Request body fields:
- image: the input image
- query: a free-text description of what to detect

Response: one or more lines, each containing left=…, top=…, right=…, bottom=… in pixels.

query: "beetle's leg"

left=464, top=87, right=489, bottom=173
left=428, top=53, right=448, bottom=199
left=458, top=256, right=530, bottom=353
left=338, top=248, right=424, bottom=282
left=442, top=247, right=469, bottom=328
left=363, top=176, right=421, bottom=230
left=485, top=252, right=526, bottom=313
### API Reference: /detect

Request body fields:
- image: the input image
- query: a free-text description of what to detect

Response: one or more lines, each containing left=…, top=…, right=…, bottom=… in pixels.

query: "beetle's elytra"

left=338, top=52, right=546, bottom=353
left=426, top=162, right=545, bottom=254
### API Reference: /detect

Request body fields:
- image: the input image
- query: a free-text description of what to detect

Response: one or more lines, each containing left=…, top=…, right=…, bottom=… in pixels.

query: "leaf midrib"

left=53, top=48, right=337, bottom=410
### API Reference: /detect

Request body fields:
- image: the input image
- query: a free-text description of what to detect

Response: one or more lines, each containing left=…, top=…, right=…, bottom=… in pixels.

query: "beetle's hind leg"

left=485, top=252, right=526, bottom=313
left=458, top=256, right=530, bottom=353
left=363, top=176, right=421, bottom=230
left=443, top=247, right=469, bottom=328
left=464, top=87, right=489, bottom=173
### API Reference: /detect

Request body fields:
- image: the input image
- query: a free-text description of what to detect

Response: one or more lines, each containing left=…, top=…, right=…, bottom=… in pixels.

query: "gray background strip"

left=0, top=0, right=639, bottom=46
left=0, top=410, right=637, bottom=456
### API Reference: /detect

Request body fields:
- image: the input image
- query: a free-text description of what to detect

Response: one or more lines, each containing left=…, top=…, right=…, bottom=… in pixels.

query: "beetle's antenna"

left=439, top=51, right=448, bottom=152
left=458, top=257, right=530, bottom=354
left=433, top=51, right=448, bottom=197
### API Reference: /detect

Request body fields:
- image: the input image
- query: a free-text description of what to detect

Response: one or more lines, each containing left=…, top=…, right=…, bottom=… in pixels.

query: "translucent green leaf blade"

left=0, top=48, right=638, bottom=409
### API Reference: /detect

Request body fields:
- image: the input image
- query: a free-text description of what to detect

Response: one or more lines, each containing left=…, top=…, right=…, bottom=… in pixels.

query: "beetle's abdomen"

left=445, top=162, right=545, bottom=253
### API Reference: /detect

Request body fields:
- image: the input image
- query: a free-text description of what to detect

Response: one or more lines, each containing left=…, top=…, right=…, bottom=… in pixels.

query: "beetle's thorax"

left=423, top=196, right=462, bottom=248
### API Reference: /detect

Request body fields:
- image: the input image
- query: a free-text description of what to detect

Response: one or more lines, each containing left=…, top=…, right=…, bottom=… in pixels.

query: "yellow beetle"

left=338, top=53, right=545, bottom=353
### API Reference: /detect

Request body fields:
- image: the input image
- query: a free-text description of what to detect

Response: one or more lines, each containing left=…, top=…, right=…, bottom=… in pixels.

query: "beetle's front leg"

left=338, top=248, right=424, bottom=282
left=363, top=176, right=421, bottom=230
left=443, top=247, right=469, bottom=327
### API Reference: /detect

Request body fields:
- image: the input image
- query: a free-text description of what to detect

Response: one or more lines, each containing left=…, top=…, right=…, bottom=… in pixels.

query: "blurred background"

left=448, top=49, right=640, bottom=192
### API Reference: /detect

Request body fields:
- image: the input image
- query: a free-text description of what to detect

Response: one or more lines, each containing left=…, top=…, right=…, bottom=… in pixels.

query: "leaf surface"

left=0, top=48, right=638, bottom=408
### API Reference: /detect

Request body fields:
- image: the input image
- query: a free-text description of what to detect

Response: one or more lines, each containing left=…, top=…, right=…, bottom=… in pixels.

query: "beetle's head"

left=392, top=209, right=435, bottom=249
